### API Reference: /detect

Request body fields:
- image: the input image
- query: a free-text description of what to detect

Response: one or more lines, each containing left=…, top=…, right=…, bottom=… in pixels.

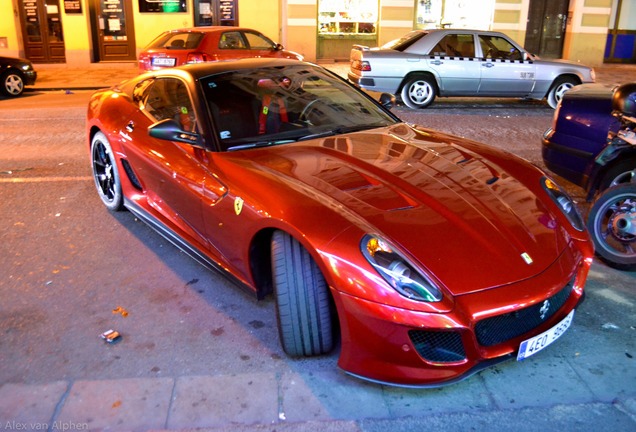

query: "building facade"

left=0, top=0, right=633, bottom=66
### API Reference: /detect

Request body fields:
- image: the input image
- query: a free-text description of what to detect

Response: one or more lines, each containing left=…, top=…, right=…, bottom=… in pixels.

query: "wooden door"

left=18, top=0, right=66, bottom=63
left=91, top=0, right=137, bottom=62
left=524, top=0, right=569, bottom=59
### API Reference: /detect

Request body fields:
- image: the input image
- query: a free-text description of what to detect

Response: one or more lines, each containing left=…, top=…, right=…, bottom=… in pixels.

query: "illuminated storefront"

left=317, top=0, right=378, bottom=59
left=415, top=0, right=495, bottom=30
left=314, top=0, right=496, bottom=60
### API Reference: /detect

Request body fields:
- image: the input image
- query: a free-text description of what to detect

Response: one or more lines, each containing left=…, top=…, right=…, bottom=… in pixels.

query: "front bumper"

left=24, top=70, right=37, bottom=86
left=332, top=247, right=591, bottom=387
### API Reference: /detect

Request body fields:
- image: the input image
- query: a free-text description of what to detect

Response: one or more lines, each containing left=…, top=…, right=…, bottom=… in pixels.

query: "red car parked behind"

left=138, top=26, right=303, bottom=72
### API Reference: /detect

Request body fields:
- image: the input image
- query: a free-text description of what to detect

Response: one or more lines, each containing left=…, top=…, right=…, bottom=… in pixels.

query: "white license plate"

left=152, top=57, right=176, bottom=67
left=517, top=309, right=574, bottom=361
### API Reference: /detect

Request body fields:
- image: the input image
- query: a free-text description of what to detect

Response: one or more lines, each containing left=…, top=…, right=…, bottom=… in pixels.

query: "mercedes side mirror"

left=379, top=93, right=396, bottom=109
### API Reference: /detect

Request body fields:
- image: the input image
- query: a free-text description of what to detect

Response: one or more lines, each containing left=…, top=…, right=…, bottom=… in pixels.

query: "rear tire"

left=400, top=75, right=436, bottom=109
left=547, top=77, right=578, bottom=109
left=271, top=231, right=333, bottom=357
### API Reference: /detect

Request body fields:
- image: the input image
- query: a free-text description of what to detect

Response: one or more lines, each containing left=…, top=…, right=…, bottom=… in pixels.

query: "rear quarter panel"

left=353, top=50, right=434, bottom=94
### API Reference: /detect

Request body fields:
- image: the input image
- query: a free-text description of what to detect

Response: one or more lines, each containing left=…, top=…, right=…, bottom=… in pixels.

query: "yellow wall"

left=238, top=0, right=281, bottom=43
left=379, top=1, right=413, bottom=46
left=61, top=3, right=92, bottom=66
left=565, top=33, right=607, bottom=66
left=1, top=0, right=23, bottom=56
left=286, top=1, right=318, bottom=62
left=132, top=1, right=193, bottom=54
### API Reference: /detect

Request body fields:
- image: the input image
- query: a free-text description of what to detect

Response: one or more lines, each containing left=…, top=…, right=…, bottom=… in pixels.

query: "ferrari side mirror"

left=148, top=119, right=201, bottom=146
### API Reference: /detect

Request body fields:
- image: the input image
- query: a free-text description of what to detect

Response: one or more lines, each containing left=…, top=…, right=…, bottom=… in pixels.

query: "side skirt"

left=123, top=197, right=258, bottom=299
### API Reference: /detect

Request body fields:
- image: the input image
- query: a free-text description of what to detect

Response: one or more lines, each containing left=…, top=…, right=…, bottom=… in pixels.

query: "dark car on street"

left=0, top=55, right=37, bottom=97
left=543, top=82, right=636, bottom=270
left=542, top=83, right=635, bottom=200
left=87, top=58, right=592, bottom=387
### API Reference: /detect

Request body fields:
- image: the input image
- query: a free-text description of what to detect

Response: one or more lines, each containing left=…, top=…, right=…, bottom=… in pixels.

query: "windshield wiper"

left=296, top=124, right=385, bottom=142
left=227, top=140, right=295, bottom=151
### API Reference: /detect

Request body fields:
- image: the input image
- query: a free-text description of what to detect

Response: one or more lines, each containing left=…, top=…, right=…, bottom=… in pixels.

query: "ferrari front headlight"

left=361, top=234, right=442, bottom=302
left=542, top=177, right=585, bottom=231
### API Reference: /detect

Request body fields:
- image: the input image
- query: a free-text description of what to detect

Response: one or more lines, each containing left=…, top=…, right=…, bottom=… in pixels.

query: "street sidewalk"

left=31, top=61, right=635, bottom=91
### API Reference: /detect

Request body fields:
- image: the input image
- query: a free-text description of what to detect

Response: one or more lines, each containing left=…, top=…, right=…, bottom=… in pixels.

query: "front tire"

left=587, top=184, right=636, bottom=270
left=547, top=77, right=578, bottom=109
left=271, top=231, right=333, bottom=357
left=400, top=75, right=436, bottom=109
left=91, top=131, right=124, bottom=211
left=1, top=70, right=24, bottom=97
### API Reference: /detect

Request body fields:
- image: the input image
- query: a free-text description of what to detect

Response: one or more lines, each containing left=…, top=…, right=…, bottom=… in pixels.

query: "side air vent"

left=121, top=159, right=142, bottom=191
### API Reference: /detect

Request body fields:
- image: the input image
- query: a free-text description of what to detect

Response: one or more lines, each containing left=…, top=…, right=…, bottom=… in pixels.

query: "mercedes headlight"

left=541, top=177, right=585, bottom=231
left=361, top=235, right=442, bottom=302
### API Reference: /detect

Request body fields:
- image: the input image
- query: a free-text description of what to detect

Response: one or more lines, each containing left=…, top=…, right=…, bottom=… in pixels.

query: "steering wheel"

left=300, top=98, right=327, bottom=125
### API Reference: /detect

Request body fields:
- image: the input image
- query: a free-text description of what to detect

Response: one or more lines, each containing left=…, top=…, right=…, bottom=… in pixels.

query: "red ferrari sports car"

left=138, top=27, right=303, bottom=72
left=87, top=58, right=593, bottom=387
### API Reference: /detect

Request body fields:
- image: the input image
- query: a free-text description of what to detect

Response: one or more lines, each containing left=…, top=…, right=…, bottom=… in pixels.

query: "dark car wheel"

left=91, top=131, right=124, bottom=211
left=599, top=158, right=636, bottom=191
left=547, top=77, right=578, bottom=109
left=1, top=70, right=24, bottom=97
left=587, top=184, right=636, bottom=270
left=271, top=230, right=334, bottom=357
left=400, top=75, right=436, bottom=109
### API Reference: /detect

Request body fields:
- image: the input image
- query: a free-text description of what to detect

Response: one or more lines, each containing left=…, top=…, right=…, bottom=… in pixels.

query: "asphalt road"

left=0, top=91, right=634, bottom=431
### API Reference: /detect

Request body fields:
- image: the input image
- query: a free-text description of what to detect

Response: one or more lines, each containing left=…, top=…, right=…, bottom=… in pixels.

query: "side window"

left=144, top=78, right=197, bottom=132
left=430, top=34, right=474, bottom=57
left=219, top=31, right=247, bottom=50
left=244, top=31, right=275, bottom=50
left=133, top=79, right=155, bottom=107
left=479, top=35, right=522, bottom=60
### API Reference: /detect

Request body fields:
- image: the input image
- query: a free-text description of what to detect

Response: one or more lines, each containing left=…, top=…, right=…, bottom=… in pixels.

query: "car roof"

left=164, top=26, right=261, bottom=34
left=424, top=28, right=512, bottom=37
left=138, top=58, right=314, bottom=81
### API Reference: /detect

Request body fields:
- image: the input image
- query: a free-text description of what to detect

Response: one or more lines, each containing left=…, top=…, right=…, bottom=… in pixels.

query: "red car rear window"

left=148, top=32, right=205, bottom=50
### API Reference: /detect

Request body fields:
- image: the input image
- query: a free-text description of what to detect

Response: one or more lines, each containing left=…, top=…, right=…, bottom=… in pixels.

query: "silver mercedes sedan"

left=348, top=29, right=595, bottom=109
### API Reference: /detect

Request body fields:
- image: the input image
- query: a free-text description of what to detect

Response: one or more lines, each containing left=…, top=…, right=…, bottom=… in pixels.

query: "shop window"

left=415, top=0, right=494, bottom=30
left=318, top=0, right=378, bottom=36
left=416, top=0, right=443, bottom=30
left=138, top=0, right=186, bottom=13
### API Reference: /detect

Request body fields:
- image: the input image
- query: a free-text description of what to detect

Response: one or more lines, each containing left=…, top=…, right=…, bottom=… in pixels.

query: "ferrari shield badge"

left=521, top=252, right=533, bottom=265
left=234, top=197, right=244, bottom=215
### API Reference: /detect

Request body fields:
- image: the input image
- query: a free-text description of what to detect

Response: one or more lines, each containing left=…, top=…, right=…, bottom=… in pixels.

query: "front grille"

left=475, top=278, right=574, bottom=347
left=408, top=330, right=466, bottom=363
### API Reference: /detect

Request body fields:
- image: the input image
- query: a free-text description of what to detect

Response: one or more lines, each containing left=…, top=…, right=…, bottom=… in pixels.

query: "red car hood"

left=239, top=124, right=571, bottom=295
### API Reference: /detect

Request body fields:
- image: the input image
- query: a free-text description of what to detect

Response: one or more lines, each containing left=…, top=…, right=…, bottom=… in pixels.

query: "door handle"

left=430, top=60, right=443, bottom=65
left=482, top=63, right=495, bottom=68
left=125, top=121, right=134, bottom=132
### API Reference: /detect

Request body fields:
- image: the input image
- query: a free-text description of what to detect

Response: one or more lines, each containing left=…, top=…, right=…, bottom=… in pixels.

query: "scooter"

left=587, top=82, right=636, bottom=270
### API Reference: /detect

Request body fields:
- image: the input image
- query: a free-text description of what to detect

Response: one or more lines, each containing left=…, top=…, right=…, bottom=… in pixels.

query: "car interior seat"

left=170, top=39, right=185, bottom=49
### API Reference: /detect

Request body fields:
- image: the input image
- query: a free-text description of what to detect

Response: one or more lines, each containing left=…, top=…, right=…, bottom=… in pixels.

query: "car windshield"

left=148, top=32, right=205, bottom=50
left=381, top=31, right=428, bottom=51
left=201, top=64, right=397, bottom=151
